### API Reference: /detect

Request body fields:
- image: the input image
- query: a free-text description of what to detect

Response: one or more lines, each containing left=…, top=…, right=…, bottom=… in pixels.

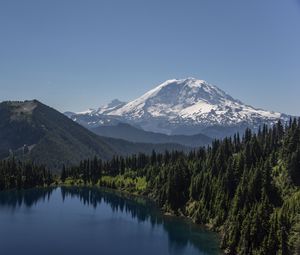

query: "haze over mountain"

left=91, top=123, right=212, bottom=147
left=68, top=78, right=290, bottom=138
left=0, top=100, right=188, bottom=171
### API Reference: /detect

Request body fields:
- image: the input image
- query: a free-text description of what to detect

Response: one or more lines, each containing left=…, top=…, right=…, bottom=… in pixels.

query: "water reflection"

left=0, top=187, right=220, bottom=255
left=0, top=188, right=54, bottom=209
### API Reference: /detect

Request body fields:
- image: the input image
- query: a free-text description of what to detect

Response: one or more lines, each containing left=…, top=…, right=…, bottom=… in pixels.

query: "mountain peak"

left=108, top=78, right=236, bottom=118
left=1, top=100, right=40, bottom=118
left=104, top=99, right=125, bottom=109
left=68, top=78, right=289, bottom=137
left=97, top=99, right=126, bottom=115
left=178, top=77, right=206, bottom=84
left=155, top=77, right=207, bottom=90
left=139, top=78, right=231, bottom=103
left=73, top=99, right=126, bottom=116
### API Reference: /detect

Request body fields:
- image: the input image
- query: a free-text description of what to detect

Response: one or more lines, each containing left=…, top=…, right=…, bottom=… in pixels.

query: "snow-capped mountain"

left=75, top=99, right=126, bottom=116
left=94, top=99, right=126, bottom=115
left=67, top=78, right=289, bottom=137
left=68, top=99, right=126, bottom=128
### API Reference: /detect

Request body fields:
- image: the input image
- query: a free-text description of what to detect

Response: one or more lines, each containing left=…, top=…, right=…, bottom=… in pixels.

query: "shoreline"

left=0, top=183, right=224, bottom=254
left=59, top=182, right=224, bottom=254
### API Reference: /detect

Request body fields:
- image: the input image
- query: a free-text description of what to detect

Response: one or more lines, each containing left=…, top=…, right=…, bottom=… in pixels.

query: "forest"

left=61, top=119, right=300, bottom=255
left=0, top=159, right=53, bottom=190
left=0, top=119, right=300, bottom=254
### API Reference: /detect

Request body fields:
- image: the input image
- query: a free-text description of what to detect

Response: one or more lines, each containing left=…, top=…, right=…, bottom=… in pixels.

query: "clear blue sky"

left=1, top=0, right=300, bottom=115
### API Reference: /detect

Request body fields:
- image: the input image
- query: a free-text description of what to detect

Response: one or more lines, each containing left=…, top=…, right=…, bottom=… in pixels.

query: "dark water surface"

left=0, top=187, right=221, bottom=255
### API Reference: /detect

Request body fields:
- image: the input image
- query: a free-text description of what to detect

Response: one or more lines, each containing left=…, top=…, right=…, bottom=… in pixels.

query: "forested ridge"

left=61, top=119, right=300, bottom=255
left=0, top=100, right=188, bottom=171
left=1, top=119, right=300, bottom=254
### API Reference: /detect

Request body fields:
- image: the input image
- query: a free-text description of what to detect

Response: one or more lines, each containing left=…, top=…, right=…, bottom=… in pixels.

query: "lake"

left=0, top=187, right=221, bottom=255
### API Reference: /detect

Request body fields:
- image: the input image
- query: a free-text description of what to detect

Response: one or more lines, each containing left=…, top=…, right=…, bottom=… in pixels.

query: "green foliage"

left=0, top=158, right=53, bottom=190
left=0, top=100, right=189, bottom=171
left=62, top=119, right=300, bottom=254
left=100, top=175, right=147, bottom=193
left=2, top=116, right=299, bottom=254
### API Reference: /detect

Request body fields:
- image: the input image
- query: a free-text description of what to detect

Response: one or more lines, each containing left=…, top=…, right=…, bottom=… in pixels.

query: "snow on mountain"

left=74, top=99, right=126, bottom=116
left=96, top=99, right=126, bottom=115
left=67, top=78, right=289, bottom=137
left=76, top=108, right=96, bottom=115
left=108, top=78, right=283, bottom=125
left=67, top=99, right=126, bottom=128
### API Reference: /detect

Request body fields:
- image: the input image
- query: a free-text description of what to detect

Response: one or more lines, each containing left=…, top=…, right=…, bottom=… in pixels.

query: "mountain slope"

left=107, top=78, right=287, bottom=136
left=70, top=99, right=126, bottom=128
left=0, top=100, right=116, bottom=169
left=69, top=78, right=289, bottom=138
left=0, top=100, right=188, bottom=171
left=92, top=123, right=212, bottom=147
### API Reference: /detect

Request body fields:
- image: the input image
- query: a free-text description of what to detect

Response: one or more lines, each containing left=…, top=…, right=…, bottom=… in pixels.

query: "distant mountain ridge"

left=91, top=123, right=212, bottom=147
left=0, top=100, right=189, bottom=171
left=68, top=78, right=290, bottom=137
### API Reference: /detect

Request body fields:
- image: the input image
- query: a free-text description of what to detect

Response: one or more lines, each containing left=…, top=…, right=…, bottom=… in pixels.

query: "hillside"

left=0, top=100, right=188, bottom=171
left=63, top=120, right=300, bottom=254
left=92, top=123, right=212, bottom=147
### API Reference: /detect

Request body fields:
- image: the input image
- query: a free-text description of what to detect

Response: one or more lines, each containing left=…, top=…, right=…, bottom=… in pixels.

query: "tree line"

left=0, top=119, right=299, bottom=254
left=0, top=159, right=53, bottom=190
left=61, top=119, right=300, bottom=255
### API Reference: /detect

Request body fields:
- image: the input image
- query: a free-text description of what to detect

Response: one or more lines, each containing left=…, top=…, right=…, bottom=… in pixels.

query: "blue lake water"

left=0, top=187, right=221, bottom=255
